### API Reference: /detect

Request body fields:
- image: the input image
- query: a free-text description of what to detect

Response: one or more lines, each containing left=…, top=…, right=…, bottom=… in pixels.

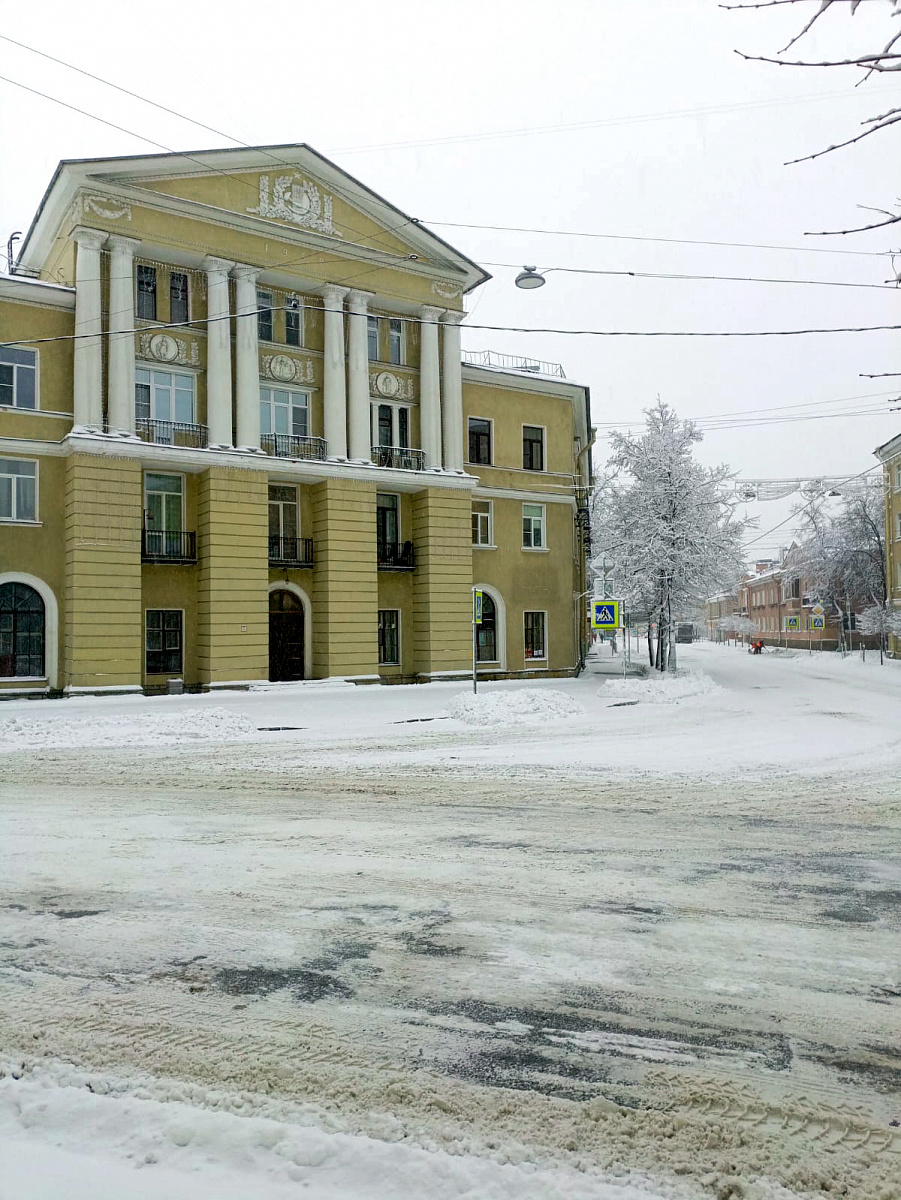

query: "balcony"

left=372, top=445, right=426, bottom=471
left=269, top=535, right=313, bottom=567
left=377, top=540, right=415, bottom=570
left=262, top=433, right=327, bottom=461
left=136, top=418, right=208, bottom=449
left=142, top=529, right=197, bottom=564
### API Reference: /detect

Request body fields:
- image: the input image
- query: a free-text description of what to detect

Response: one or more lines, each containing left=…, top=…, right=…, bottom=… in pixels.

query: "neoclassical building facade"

left=0, top=145, right=592, bottom=694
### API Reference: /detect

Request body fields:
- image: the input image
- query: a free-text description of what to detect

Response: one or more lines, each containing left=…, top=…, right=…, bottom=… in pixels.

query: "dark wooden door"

left=269, top=590, right=305, bottom=681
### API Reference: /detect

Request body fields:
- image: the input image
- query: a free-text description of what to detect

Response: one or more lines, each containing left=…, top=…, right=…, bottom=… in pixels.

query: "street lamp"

left=514, top=265, right=546, bottom=290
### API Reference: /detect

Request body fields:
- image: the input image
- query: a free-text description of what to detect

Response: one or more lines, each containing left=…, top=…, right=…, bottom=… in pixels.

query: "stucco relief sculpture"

left=262, top=354, right=315, bottom=384
left=371, top=371, right=415, bottom=400
left=140, top=332, right=200, bottom=367
left=73, top=193, right=133, bottom=223
left=431, top=280, right=464, bottom=299
left=248, top=174, right=341, bottom=237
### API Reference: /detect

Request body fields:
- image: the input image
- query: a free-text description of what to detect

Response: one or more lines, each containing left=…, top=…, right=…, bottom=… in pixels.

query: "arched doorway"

left=269, top=589, right=305, bottom=681
left=0, top=581, right=45, bottom=679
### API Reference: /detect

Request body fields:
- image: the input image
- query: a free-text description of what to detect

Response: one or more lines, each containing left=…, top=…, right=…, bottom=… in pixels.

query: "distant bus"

left=675, top=623, right=695, bottom=644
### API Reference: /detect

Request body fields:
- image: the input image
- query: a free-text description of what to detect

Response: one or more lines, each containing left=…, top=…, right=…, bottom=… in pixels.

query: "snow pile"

left=448, top=688, right=586, bottom=726
left=601, top=671, right=721, bottom=706
left=0, top=706, right=257, bottom=753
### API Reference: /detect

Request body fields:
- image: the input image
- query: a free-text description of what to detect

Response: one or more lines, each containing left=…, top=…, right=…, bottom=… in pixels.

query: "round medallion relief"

left=375, top=371, right=400, bottom=398
left=149, top=333, right=179, bottom=363
left=269, top=355, right=297, bottom=382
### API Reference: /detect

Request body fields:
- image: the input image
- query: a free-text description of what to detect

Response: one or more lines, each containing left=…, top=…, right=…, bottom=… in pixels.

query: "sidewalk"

left=585, top=648, right=647, bottom=677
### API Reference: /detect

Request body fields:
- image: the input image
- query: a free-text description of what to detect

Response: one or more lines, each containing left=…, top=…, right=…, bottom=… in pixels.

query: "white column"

left=321, top=284, right=349, bottom=458
left=441, top=310, right=465, bottom=472
left=204, top=256, right=234, bottom=448
left=106, top=235, right=141, bottom=435
left=346, top=289, right=374, bottom=461
left=419, top=305, right=443, bottom=469
left=72, top=227, right=108, bottom=431
left=233, top=264, right=262, bottom=451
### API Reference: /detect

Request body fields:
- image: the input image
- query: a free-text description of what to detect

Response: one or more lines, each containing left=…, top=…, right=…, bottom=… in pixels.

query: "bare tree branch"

left=860, top=372, right=901, bottom=378
left=786, top=108, right=901, bottom=165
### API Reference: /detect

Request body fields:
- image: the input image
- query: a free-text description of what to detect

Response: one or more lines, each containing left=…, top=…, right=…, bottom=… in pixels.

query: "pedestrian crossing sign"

left=473, top=590, right=483, bottom=624
left=591, top=599, right=621, bottom=629
left=785, top=615, right=800, bottom=631
left=810, top=615, right=825, bottom=631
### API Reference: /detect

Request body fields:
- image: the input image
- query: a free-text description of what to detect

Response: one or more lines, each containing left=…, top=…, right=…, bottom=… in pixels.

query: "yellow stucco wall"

left=0, top=299, right=75, bottom=420
left=411, top=488, right=473, bottom=675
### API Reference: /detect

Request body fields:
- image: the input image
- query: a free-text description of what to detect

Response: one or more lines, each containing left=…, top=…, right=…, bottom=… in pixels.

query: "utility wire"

left=481, top=262, right=899, bottom=291
left=425, top=220, right=894, bottom=259
left=744, top=465, right=882, bottom=548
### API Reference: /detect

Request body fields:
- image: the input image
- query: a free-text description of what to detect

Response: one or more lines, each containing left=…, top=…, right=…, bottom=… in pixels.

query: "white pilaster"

left=419, top=305, right=443, bottom=469
left=321, top=284, right=349, bottom=458
left=72, top=227, right=108, bottom=431
left=233, top=264, right=262, bottom=451
left=204, top=256, right=234, bottom=448
left=106, top=235, right=141, bottom=436
left=346, top=289, right=374, bottom=461
left=440, top=310, right=465, bottom=472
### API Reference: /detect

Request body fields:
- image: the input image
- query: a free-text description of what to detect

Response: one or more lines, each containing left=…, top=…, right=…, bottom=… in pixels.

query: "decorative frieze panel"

left=72, top=193, right=133, bottom=223
left=261, top=354, right=316, bottom=385
left=139, top=332, right=200, bottom=367
left=431, top=280, right=464, bottom=299
left=247, top=174, right=341, bottom=237
left=370, top=370, right=415, bottom=401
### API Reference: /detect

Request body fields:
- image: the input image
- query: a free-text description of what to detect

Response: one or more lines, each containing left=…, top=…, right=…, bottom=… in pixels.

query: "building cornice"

left=473, top=484, right=576, bottom=508
left=0, top=273, right=76, bottom=310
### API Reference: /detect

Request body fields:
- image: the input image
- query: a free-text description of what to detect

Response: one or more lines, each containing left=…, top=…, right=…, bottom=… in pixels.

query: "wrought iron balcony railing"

left=371, top=445, right=426, bottom=471
left=262, top=433, right=328, bottom=461
left=135, top=418, right=208, bottom=449
left=268, top=535, right=314, bottom=567
left=142, top=529, right=197, bottom=563
left=377, top=540, right=415, bottom=570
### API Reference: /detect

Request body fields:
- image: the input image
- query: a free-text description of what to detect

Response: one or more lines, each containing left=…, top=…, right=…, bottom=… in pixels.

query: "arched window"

left=0, top=582, right=45, bottom=678
left=477, top=593, right=497, bottom=663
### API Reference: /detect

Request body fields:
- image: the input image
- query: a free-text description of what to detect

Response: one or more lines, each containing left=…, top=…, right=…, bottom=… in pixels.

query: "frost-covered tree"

left=591, top=401, right=750, bottom=671
left=794, top=484, right=887, bottom=646
left=858, top=602, right=901, bottom=663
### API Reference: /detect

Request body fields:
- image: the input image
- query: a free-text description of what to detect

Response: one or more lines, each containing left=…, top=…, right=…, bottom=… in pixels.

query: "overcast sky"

left=1, top=0, right=899, bottom=554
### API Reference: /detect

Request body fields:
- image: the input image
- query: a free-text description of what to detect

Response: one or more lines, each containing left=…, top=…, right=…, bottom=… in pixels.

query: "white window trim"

left=467, top=415, right=494, bottom=466
left=144, top=606, right=186, bottom=677
left=168, top=269, right=191, bottom=326
left=0, top=456, right=38, bottom=523
left=0, top=346, right=40, bottom=412
left=472, top=498, right=494, bottom=548
left=0, top=571, right=58, bottom=688
left=522, top=422, right=547, bottom=472
left=367, top=314, right=381, bottom=361
left=377, top=491, right=402, bottom=541
left=371, top=401, right=411, bottom=449
left=523, top=609, right=548, bottom=665
left=260, top=384, right=312, bottom=438
left=378, top=607, right=402, bottom=667
left=268, top=482, right=300, bottom=539
left=475, top=583, right=506, bottom=671
left=143, top=470, right=186, bottom=533
left=522, top=502, right=547, bottom=551
left=388, top=317, right=406, bottom=367
left=284, top=294, right=304, bottom=349
left=135, top=364, right=199, bottom=425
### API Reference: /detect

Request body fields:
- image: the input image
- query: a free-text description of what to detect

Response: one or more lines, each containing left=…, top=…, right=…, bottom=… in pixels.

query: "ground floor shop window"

left=0, top=582, right=44, bottom=677
left=378, top=609, right=400, bottom=665
left=524, top=610, right=547, bottom=661
left=146, top=609, right=183, bottom=675
left=477, top=593, right=498, bottom=662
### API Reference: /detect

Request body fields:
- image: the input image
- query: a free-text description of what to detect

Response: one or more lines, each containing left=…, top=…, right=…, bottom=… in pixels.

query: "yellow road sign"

left=591, top=599, right=621, bottom=629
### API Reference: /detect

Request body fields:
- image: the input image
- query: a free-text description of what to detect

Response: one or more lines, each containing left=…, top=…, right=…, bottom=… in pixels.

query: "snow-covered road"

left=1, top=645, right=899, bottom=1199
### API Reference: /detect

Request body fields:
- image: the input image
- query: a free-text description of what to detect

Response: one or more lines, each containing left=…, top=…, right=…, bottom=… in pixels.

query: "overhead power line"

left=744, top=465, right=882, bottom=548
left=425, top=220, right=893, bottom=259
left=481, top=261, right=899, bottom=291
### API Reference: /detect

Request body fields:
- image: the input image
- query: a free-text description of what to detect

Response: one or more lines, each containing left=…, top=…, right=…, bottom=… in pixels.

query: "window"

left=377, top=404, right=393, bottom=448
left=378, top=609, right=400, bottom=666
left=146, top=610, right=183, bottom=675
left=372, top=403, right=410, bottom=449
left=0, top=458, right=37, bottom=522
left=388, top=318, right=404, bottom=365
left=0, top=582, right=44, bottom=678
left=257, top=290, right=274, bottom=342
left=524, top=611, right=547, bottom=661
left=472, top=499, right=492, bottom=546
left=522, top=503, right=546, bottom=549
left=0, top=347, right=37, bottom=410
left=398, top=406, right=409, bottom=449
left=522, top=425, right=545, bottom=471
left=136, top=264, right=157, bottom=321
left=260, top=386, right=310, bottom=437
left=895, top=464, right=901, bottom=491
left=476, top=593, right=497, bottom=662
left=285, top=296, right=302, bottom=347
left=144, top=473, right=183, bottom=534
left=269, top=484, right=298, bottom=540
left=376, top=493, right=399, bottom=546
left=135, top=369, right=195, bottom=425
left=468, top=418, right=491, bottom=465
left=367, top=315, right=380, bottom=360
left=897, top=512, right=901, bottom=542
left=169, top=272, right=189, bottom=325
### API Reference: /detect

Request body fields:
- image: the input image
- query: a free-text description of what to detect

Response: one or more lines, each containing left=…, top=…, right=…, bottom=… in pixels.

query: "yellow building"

left=0, top=145, right=593, bottom=695
left=875, top=432, right=901, bottom=658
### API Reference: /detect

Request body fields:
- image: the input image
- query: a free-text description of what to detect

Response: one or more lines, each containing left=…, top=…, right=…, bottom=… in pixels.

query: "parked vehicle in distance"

left=676, top=623, right=695, bottom=644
